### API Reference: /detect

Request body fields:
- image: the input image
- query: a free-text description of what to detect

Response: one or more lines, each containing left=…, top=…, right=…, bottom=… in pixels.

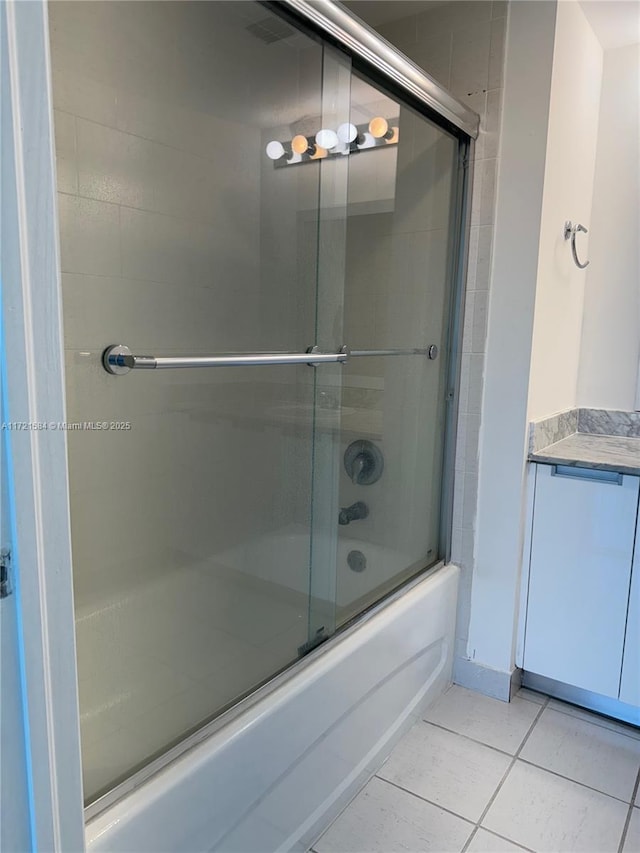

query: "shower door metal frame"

left=2, top=0, right=477, bottom=842
left=278, top=0, right=479, bottom=139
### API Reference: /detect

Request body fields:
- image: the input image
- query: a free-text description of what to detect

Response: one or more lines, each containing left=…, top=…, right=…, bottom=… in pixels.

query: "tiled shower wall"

left=49, top=2, right=323, bottom=609
left=366, top=0, right=508, bottom=660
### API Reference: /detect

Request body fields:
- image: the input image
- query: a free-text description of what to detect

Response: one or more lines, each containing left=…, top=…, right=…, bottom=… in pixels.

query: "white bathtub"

left=85, top=563, right=458, bottom=852
left=216, top=524, right=420, bottom=610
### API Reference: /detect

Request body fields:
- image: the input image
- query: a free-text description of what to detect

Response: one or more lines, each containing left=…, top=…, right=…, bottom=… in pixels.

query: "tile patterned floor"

left=311, top=685, right=640, bottom=853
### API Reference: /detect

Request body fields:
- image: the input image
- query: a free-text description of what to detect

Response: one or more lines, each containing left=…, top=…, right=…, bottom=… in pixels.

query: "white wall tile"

left=489, top=17, right=508, bottom=90
left=450, top=22, right=491, bottom=98
left=51, top=66, right=119, bottom=128
left=462, top=472, right=478, bottom=529
left=471, top=226, right=494, bottom=291
left=376, top=17, right=417, bottom=54
left=53, top=109, right=77, bottom=195
left=471, top=159, right=497, bottom=227
left=76, top=118, right=158, bottom=211
left=58, top=193, right=121, bottom=276
left=415, top=2, right=492, bottom=40
left=491, top=1, right=508, bottom=20
left=467, top=355, right=485, bottom=414
left=410, top=33, right=453, bottom=89
left=482, top=90, right=502, bottom=160
left=119, top=206, right=194, bottom=285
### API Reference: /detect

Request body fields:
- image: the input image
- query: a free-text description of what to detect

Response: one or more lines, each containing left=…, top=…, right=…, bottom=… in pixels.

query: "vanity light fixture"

left=315, top=128, right=338, bottom=149
left=265, top=118, right=399, bottom=167
left=265, top=140, right=287, bottom=160
left=368, top=116, right=394, bottom=140
left=291, top=134, right=313, bottom=155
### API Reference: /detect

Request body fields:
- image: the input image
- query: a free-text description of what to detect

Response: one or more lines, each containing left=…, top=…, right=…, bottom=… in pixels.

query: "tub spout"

left=338, top=501, right=369, bottom=525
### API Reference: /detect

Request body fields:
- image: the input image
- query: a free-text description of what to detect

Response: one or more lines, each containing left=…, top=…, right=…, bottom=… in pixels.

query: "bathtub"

left=85, top=563, right=459, bottom=852
left=215, top=524, right=421, bottom=612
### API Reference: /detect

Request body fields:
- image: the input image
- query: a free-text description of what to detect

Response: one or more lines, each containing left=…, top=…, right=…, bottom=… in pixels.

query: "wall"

left=527, top=0, right=603, bottom=421
left=465, top=0, right=557, bottom=686
left=577, top=43, right=640, bottom=411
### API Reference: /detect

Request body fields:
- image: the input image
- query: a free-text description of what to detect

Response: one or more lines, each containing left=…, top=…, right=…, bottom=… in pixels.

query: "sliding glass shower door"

left=49, top=0, right=464, bottom=807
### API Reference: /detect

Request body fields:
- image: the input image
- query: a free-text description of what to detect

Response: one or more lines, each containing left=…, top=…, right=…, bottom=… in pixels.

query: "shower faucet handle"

left=344, top=440, right=384, bottom=486
left=350, top=454, right=367, bottom=484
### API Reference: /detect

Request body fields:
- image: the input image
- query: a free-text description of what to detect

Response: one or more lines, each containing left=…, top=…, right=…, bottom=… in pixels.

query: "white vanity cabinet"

left=523, top=463, right=639, bottom=699
left=619, top=535, right=639, bottom=706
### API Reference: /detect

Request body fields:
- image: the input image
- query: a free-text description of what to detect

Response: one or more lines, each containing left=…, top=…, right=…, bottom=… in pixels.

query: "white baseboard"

left=453, top=656, right=522, bottom=702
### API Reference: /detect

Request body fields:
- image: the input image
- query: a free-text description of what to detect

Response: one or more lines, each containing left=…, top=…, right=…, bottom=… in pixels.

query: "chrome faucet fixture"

left=338, top=501, right=369, bottom=525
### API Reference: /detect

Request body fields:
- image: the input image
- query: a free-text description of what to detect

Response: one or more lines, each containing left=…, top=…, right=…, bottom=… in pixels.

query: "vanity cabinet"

left=523, top=463, right=639, bottom=700
left=620, top=539, right=639, bottom=706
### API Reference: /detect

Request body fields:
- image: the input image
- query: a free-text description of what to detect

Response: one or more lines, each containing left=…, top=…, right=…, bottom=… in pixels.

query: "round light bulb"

left=337, top=122, right=358, bottom=144
left=315, top=128, right=339, bottom=150
left=369, top=116, right=389, bottom=139
left=358, top=132, right=375, bottom=150
left=265, top=140, right=286, bottom=160
left=292, top=134, right=311, bottom=155
left=387, top=125, right=399, bottom=144
left=310, top=145, right=328, bottom=160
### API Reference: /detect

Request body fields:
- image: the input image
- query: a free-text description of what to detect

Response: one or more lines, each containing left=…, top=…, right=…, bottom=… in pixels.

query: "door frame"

left=1, top=0, right=85, bottom=848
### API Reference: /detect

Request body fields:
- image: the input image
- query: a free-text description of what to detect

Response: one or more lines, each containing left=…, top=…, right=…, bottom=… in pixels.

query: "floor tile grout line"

left=424, top=699, right=640, bottom=802
left=373, top=774, right=476, bottom=827
left=545, top=703, right=640, bottom=742
left=461, top=825, right=481, bottom=851
left=466, top=826, right=537, bottom=853
left=516, top=756, right=640, bottom=806
left=419, top=718, right=525, bottom=758
left=461, top=694, right=549, bottom=852
left=312, top=690, right=637, bottom=853
left=618, top=767, right=640, bottom=853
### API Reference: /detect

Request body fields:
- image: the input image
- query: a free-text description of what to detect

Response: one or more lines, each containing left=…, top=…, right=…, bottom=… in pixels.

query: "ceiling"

left=579, top=0, right=640, bottom=49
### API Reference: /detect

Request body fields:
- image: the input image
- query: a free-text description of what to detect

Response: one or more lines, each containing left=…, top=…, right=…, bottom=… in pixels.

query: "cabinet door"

left=524, top=464, right=638, bottom=698
left=619, top=542, right=639, bottom=706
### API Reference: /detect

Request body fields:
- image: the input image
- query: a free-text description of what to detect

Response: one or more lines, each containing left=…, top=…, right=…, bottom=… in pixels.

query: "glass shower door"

left=335, top=72, right=461, bottom=626
left=49, top=0, right=350, bottom=805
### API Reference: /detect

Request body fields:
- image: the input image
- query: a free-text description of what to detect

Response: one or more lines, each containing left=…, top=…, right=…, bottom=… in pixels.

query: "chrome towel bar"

left=564, top=221, right=590, bottom=269
left=102, top=345, right=349, bottom=375
left=102, top=344, right=439, bottom=375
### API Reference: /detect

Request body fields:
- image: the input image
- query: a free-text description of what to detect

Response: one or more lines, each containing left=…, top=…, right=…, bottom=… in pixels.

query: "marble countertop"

left=529, top=432, right=640, bottom=476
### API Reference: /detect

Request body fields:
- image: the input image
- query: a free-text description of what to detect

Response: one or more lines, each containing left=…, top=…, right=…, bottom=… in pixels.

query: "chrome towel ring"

left=564, top=221, right=590, bottom=269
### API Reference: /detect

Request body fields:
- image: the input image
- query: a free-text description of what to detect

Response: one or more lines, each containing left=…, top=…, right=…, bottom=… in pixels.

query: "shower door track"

left=272, top=0, right=479, bottom=139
